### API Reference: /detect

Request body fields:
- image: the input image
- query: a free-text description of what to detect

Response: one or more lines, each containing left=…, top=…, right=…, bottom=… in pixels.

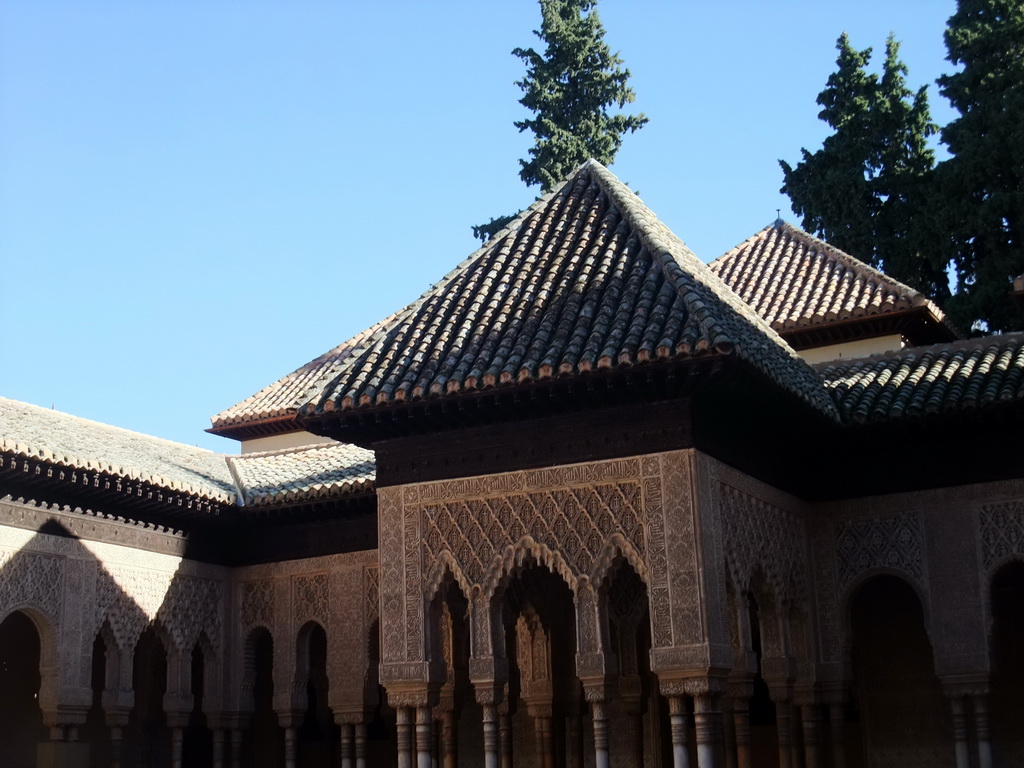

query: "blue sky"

left=1, top=1, right=958, bottom=451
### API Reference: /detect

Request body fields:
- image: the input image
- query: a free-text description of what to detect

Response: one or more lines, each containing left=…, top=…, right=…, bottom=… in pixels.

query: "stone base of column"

left=37, top=742, right=90, bottom=768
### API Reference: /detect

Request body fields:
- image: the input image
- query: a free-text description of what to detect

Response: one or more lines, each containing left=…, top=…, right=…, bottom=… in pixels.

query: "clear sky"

left=1, top=0, right=958, bottom=452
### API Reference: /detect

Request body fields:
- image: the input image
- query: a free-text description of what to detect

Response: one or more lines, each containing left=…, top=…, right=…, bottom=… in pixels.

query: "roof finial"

left=773, top=209, right=784, bottom=229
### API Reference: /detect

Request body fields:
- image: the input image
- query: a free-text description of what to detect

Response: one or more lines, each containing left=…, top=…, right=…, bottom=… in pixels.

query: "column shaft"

left=828, top=704, right=844, bottom=768
left=694, top=694, right=721, bottom=768
left=499, top=712, right=513, bottom=768
left=415, top=706, right=433, bottom=768
left=284, top=726, right=298, bottom=768
left=441, top=710, right=457, bottom=768
left=776, top=702, right=793, bottom=768
left=973, top=695, right=993, bottom=768
left=592, top=699, right=610, bottom=768
left=734, top=705, right=751, bottom=768
left=669, top=696, right=691, bottom=768
left=171, top=727, right=184, bottom=768
left=355, top=722, right=368, bottom=768
left=212, top=728, right=226, bottom=768
left=397, top=707, right=414, bottom=768
left=340, top=722, right=354, bottom=768
left=950, top=697, right=969, bottom=768
left=482, top=704, right=499, bottom=768
left=230, top=727, right=243, bottom=768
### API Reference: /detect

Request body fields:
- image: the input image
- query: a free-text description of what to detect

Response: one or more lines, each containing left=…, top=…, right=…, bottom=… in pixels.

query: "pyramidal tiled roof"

left=817, top=333, right=1024, bottom=424
left=710, top=221, right=952, bottom=334
left=1, top=397, right=375, bottom=509
left=210, top=317, right=393, bottom=433
left=300, top=161, right=838, bottom=420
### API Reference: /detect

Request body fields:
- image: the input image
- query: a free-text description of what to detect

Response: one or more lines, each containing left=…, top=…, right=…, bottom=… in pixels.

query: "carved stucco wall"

left=377, top=448, right=730, bottom=691
left=812, top=478, right=1024, bottom=683
left=232, top=550, right=379, bottom=721
left=697, top=455, right=811, bottom=683
left=0, top=498, right=228, bottom=716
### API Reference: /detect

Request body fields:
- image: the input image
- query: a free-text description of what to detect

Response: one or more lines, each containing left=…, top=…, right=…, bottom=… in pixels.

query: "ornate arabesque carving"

left=835, top=514, right=924, bottom=590
left=364, top=566, right=379, bottom=623
left=94, top=566, right=221, bottom=653
left=719, top=483, right=806, bottom=604
left=0, top=548, right=64, bottom=622
left=241, top=579, right=274, bottom=630
left=980, top=502, right=1024, bottom=570
left=379, top=453, right=686, bottom=677
left=293, top=573, right=329, bottom=627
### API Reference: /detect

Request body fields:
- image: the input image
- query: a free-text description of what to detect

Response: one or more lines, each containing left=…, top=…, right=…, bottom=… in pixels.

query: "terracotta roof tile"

left=301, top=161, right=838, bottom=419
left=229, top=443, right=375, bottom=507
left=210, top=316, right=394, bottom=431
left=817, top=333, right=1024, bottom=423
left=710, top=222, right=953, bottom=334
left=0, top=397, right=237, bottom=503
left=1, top=397, right=376, bottom=508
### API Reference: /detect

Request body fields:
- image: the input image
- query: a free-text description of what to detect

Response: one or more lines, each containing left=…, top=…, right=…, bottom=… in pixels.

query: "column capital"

left=385, top=682, right=438, bottom=710
left=939, top=673, right=990, bottom=699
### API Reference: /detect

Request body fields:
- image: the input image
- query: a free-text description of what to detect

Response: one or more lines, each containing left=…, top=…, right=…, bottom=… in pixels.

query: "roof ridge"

left=302, top=167, right=595, bottom=416
left=581, top=163, right=840, bottom=418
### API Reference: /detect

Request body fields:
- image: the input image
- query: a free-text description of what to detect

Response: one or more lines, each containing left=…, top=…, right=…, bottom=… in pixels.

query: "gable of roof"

left=817, top=333, right=1024, bottom=424
left=209, top=317, right=393, bottom=438
left=710, top=221, right=956, bottom=343
left=299, top=161, right=838, bottom=422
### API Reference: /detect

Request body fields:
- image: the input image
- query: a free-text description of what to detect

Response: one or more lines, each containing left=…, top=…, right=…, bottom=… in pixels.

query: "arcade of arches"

left=2, top=450, right=1024, bottom=768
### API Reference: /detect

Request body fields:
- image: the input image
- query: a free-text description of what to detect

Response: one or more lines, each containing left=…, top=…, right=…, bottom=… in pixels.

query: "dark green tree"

left=937, top=0, right=1024, bottom=333
left=780, top=35, right=948, bottom=300
left=473, top=0, right=647, bottom=243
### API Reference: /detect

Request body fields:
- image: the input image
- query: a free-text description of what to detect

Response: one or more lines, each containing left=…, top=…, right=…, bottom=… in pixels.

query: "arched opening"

left=428, top=574, right=470, bottom=768
left=847, top=575, right=950, bottom=767
left=82, top=631, right=112, bottom=767
left=495, top=561, right=577, bottom=768
left=182, top=641, right=213, bottom=768
left=0, top=610, right=46, bottom=767
left=364, top=618, right=395, bottom=766
left=126, top=626, right=171, bottom=768
left=990, top=560, right=1024, bottom=764
left=602, top=559, right=653, bottom=768
left=244, top=627, right=281, bottom=768
left=296, top=622, right=334, bottom=767
left=747, top=591, right=779, bottom=766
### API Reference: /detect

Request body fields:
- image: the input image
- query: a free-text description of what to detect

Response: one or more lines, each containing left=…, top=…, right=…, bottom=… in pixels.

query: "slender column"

left=230, top=727, right=243, bottom=768
left=694, top=694, right=721, bottom=768
left=340, top=722, right=355, bottom=768
left=171, top=726, right=184, bottom=768
left=499, top=712, right=513, bottom=768
left=776, top=701, right=794, bottom=768
left=566, top=713, right=584, bottom=768
left=592, top=699, right=610, bottom=768
left=669, top=696, right=691, bottom=768
left=284, top=726, right=298, bottom=768
left=733, top=701, right=751, bottom=768
left=534, top=715, right=555, bottom=768
left=431, top=717, right=440, bottom=768
left=722, top=697, right=737, bottom=768
left=825, top=703, right=843, bottom=768
left=440, top=710, right=457, bottom=768
left=949, top=696, right=969, bottom=768
left=212, top=728, right=226, bottom=768
left=416, top=706, right=433, bottom=768
left=482, top=704, right=499, bottom=768
left=354, top=722, right=368, bottom=768
left=397, top=707, right=414, bottom=768
left=109, top=726, right=124, bottom=768
left=972, top=695, right=993, bottom=768
left=801, top=705, right=820, bottom=768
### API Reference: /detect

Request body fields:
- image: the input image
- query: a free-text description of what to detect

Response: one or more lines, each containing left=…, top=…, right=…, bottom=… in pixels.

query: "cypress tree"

left=780, top=35, right=945, bottom=299
left=473, top=0, right=646, bottom=243
left=938, top=0, right=1024, bottom=333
